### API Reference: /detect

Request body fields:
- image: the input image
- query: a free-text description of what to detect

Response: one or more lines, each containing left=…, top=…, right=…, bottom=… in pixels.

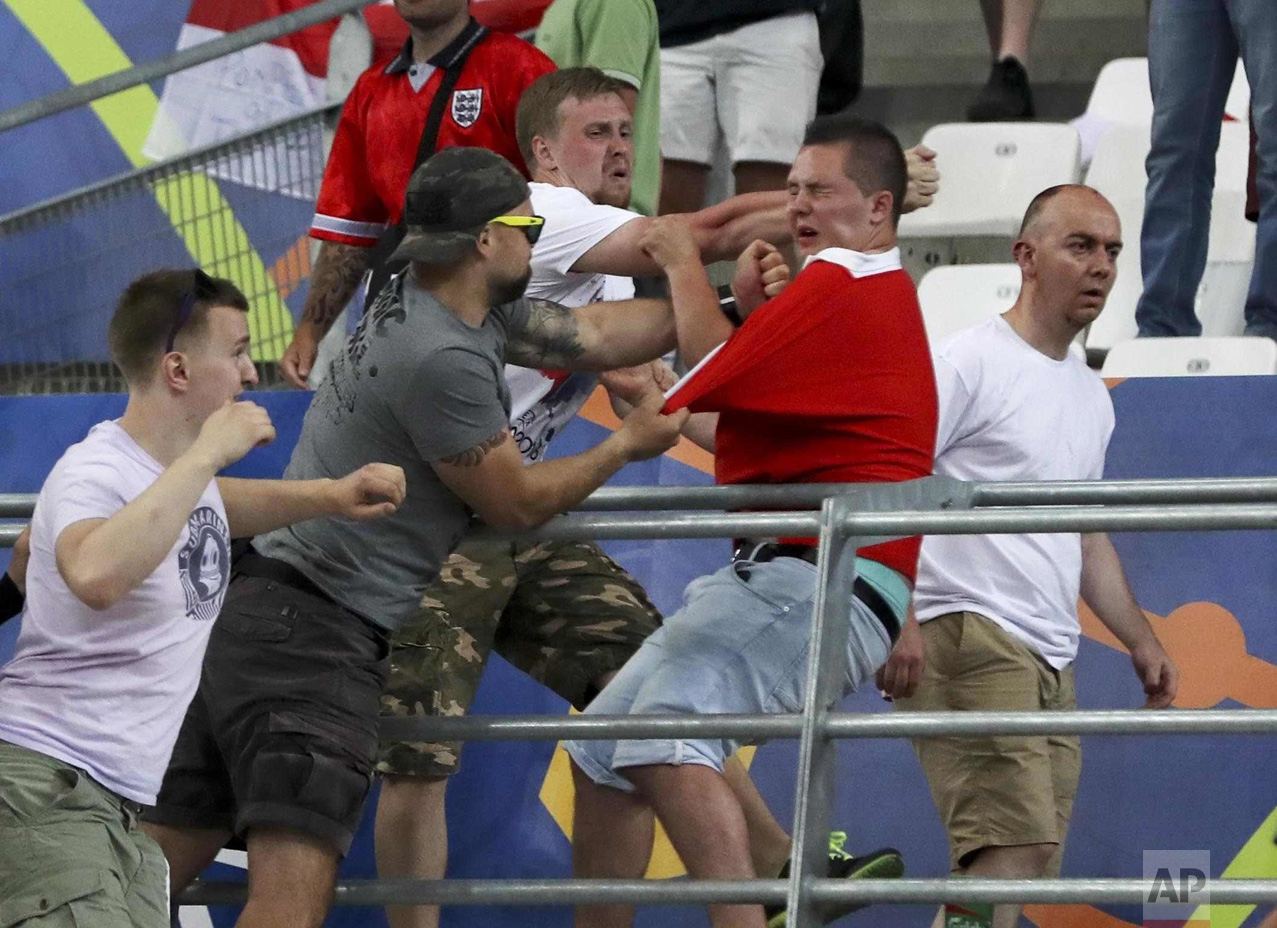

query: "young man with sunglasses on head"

left=0, top=270, right=406, bottom=928
left=145, top=147, right=689, bottom=928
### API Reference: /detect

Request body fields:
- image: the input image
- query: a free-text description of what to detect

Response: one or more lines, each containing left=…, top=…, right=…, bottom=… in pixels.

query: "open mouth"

left=1081, top=287, right=1105, bottom=299
left=795, top=225, right=819, bottom=243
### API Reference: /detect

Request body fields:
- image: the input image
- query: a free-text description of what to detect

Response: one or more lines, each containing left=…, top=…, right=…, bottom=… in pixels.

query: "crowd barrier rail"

left=0, top=0, right=379, bottom=133
left=0, top=103, right=336, bottom=394
left=5, top=474, right=1277, bottom=923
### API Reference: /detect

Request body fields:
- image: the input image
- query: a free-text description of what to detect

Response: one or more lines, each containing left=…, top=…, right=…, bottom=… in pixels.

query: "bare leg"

left=660, top=160, right=712, bottom=215
left=733, top=161, right=801, bottom=268
left=375, top=776, right=449, bottom=928
left=571, top=761, right=655, bottom=928
left=732, top=162, right=791, bottom=197
left=722, top=756, right=790, bottom=878
left=1257, top=908, right=1277, bottom=928
left=627, top=763, right=764, bottom=928
left=976, top=0, right=1002, bottom=56
left=142, top=822, right=232, bottom=895
left=236, top=827, right=340, bottom=928
left=996, top=0, right=1040, bottom=65
left=961, top=843, right=1056, bottom=928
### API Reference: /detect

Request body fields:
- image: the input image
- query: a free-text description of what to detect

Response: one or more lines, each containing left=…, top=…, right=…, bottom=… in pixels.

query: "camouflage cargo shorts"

left=376, top=535, right=663, bottom=779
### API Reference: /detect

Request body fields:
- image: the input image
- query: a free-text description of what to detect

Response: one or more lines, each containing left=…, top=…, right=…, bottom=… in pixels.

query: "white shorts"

left=659, top=11, right=823, bottom=167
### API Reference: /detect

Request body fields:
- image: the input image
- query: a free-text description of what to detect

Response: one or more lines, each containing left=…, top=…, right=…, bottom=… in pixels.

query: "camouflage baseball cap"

left=390, top=147, right=531, bottom=264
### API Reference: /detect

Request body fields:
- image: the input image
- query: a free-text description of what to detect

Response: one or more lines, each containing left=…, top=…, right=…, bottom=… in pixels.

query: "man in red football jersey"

left=280, top=0, right=556, bottom=387
left=565, top=113, right=939, bottom=928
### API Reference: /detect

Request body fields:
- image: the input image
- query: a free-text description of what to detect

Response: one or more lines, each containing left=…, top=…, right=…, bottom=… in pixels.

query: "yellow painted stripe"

left=1187, top=805, right=1277, bottom=926
left=5, top=0, right=294, bottom=359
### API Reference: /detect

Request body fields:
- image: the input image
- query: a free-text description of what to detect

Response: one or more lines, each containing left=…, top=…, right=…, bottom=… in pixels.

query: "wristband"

left=716, top=285, right=744, bottom=327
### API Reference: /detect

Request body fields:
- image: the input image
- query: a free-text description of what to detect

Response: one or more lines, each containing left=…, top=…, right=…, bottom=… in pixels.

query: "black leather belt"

left=732, top=541, right=901, bottom=643
left=234, top=549, right=332, bottom=603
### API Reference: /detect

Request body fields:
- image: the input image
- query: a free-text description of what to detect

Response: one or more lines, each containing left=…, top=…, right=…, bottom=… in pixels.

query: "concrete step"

left=861, top=0, right=1148, bottom=87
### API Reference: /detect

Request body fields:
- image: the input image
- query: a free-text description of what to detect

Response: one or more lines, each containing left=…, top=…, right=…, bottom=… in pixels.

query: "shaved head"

left=1009, top=183, right=1124, bottom=341
left=1019, top=184, right=1117, bottom=239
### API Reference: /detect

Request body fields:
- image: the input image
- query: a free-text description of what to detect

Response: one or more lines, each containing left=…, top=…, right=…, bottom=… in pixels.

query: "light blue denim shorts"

left=565, top=554, right=904, bottom=792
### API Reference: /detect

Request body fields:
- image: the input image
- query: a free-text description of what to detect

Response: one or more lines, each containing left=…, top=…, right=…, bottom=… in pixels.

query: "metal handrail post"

left=786, top=496, right=858, bottom=928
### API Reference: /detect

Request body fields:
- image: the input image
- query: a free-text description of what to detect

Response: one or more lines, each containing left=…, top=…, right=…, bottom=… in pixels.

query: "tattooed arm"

left=433, top=398, right=686, bottom=530
left=503, top=298, right=676, bottom=371
left=280, top=241, right=372, bottom=388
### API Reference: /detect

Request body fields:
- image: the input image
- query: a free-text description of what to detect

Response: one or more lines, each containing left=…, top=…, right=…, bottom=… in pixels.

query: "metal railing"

left=6, top=475, right=1277, bottom=919
left=0, top=0, right=386, bottom=394
left=0, top=105, right=334, bottom=394
left=0, top=0, right=379, bottom=134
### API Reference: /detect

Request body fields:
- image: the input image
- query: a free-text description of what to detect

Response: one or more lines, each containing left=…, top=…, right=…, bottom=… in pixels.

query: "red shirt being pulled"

left=664, top=247, right=938, bottom=581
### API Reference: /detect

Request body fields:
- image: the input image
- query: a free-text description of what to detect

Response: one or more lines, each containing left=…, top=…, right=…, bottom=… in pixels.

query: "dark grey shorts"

left=145, top=565, right=389, bottom=855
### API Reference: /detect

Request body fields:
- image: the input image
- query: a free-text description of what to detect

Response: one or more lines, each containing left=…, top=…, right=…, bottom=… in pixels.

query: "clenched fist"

left=190, top=401, right=276, bottom=471
left=903, top=145, right=940, bottom=213
left=731, top=240, right=791, bottom=317
left=328, top=463, right=407, bottom=521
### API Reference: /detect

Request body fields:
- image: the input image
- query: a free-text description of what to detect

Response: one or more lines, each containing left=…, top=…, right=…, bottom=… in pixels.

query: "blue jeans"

left=566, top=556, right=899, bottom=792
left=1137, top=0, right=1277, bottom=337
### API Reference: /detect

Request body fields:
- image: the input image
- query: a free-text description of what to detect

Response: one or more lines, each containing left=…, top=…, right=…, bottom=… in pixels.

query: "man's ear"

left=531, top=134, right=556, bottom=173
left=1012, top=239, right=1035, bottom=278
left=161, top=351, right=190, bottom=394
left=869, top=190, right=894, bottom=226
left=474, top=224, right=496, bottom=258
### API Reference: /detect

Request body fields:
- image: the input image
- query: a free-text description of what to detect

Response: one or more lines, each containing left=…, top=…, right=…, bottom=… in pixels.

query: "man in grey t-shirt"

left=144, top=148, right=688, bottom=928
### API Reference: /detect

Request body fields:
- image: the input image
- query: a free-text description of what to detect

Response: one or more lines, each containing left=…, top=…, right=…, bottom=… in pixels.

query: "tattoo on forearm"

left=504, top=299, right=587, bottom=369
left=440, top=429, right=509, bottom=467
left=302, top=242, right=372, bottom=331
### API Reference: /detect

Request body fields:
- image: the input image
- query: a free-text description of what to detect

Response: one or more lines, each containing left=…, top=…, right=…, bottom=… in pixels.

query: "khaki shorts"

left=377, top=537, right=662, bottom=779
left=0, top=741, right=168, bottom=928
left=895, top=611, right=1081, bottom=871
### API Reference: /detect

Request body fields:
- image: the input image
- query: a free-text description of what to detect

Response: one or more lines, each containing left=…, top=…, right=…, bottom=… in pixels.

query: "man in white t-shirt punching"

left=0, top=270, right=404, bottom=928
left=372, top=68, right=830, bottom=928
left=880, top=186, right=1179, bottom=928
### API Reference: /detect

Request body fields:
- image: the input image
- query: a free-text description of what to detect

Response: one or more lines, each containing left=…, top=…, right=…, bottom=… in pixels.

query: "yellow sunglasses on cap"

left=489, top=214, right=546, bottom=244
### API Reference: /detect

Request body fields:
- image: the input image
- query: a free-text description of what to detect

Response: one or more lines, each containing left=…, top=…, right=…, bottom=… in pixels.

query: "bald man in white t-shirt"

left=882, top=186, right=1180, bottom=928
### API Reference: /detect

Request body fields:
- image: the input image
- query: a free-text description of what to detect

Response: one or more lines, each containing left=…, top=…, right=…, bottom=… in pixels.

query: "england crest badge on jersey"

left=451, top=88, right=483, bottom=128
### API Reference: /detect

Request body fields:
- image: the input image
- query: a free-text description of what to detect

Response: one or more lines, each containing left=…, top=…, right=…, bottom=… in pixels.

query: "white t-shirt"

left=505, top=182, right=640, bottom=462
left=912, top=316, right=1115, bottom=669
left=0, top=421, right=230, bottom=803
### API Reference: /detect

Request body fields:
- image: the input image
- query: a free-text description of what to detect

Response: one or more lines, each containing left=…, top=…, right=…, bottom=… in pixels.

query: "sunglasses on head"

left=489, top=214, right=546, bottom=245
left=165, top=269, right=219, bottom=354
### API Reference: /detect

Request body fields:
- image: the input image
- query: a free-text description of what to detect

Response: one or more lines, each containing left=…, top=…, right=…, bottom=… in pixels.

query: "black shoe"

left=967, top=56, right=1036, bottom=122
left=764, top=834, right=906, bottom=927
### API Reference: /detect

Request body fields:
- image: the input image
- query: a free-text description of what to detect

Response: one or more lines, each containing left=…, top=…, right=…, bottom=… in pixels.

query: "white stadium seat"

left=916, top=264, right=1021, bottom=345
left=1085, top=58, right=1153, bottom=125
left=898, top=123, right=1081, bottom=276
left=1099, top=337, right=1277, bottom=377
left=1074, top=57, right=1248, bottom=170
left=900, top=123, right=1082, bottom=238
left=1083, top=121, right=1256, bottom=351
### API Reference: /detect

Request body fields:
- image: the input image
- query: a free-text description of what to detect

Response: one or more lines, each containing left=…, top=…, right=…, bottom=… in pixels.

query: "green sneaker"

left=764, top=832, right=905, bottom=928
